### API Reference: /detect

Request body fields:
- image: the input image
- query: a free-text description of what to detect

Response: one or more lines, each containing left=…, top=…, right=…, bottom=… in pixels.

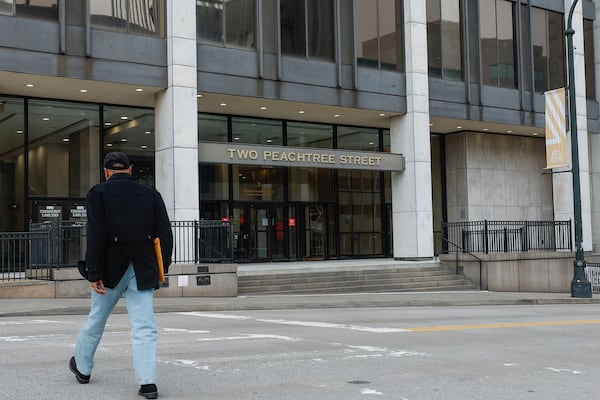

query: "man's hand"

left=90, top=280, right=106, bottom=295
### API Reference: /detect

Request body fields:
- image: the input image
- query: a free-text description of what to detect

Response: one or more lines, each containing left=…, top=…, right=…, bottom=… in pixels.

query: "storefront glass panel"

left=200, top=163, right=229, bottom=201
left=103, top=106, right=155, bottom=186
left=287, top=121, right=333, bottom=148
left=232, top=117, right=282, bottom=145
left=232, top=165, right=285, bottom=201
left=28, top=100, right=100, bottom=199
left=199, top=114, right=228, bottom=142
left=288, top=168, right=334, bottom=202
left=0, top=97, right=24, bottom=230
left=337, top=126, right=379, bottom=151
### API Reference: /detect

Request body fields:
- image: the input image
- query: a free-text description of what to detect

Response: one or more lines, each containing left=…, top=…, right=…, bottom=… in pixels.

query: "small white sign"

left=178, top=275, right=189, bottom=287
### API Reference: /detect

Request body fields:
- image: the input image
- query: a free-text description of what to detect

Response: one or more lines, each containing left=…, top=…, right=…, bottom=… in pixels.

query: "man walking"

left=69, top=151, right=173, bottom=399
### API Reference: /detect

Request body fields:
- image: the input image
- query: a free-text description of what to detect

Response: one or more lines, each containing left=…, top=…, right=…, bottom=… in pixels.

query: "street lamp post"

left=566, top=0, right=592, bottom=298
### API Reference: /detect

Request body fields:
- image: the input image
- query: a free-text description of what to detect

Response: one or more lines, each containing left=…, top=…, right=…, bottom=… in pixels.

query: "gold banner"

left=545, top=88, right=568, bottom=169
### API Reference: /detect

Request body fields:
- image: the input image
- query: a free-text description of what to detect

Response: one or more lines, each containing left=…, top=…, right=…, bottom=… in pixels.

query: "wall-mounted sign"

left=199, top=143, right=405, bottom=172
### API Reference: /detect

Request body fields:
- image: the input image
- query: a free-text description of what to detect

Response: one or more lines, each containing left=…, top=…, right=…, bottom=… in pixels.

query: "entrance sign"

left=199, top=143, right=405, bottom=171
left=544, top=88, right=568, bottom=169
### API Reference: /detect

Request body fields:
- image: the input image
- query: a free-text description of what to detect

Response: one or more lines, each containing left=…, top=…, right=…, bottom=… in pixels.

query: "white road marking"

left=546, top=367, right=581, bottom=375
left=161, top=359, right=210, bottom=370
left=361, top=388, right=384, bottom=395
left=163, top=328, right=210, bottom=334
left=197, top=334, right=300, bottom=342
left=0, top=319, right=71, bottom=326
left=178, top=312, right=408, bottom=333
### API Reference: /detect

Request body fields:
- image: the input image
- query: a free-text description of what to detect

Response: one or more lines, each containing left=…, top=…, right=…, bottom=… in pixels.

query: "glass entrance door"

left=232, top=203, right=286, bottom=262
left=303, top=204, right=326, bottom=260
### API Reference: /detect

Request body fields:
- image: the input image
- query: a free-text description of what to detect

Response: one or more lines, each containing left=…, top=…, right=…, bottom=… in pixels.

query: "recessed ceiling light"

left=120, top=116, right=128, bottom=120
left=456, top=126, right=462, bottom=129
left=121, top=138, right=128, bottom=142
left=378, top=113, right=386, bottom=117
left=369, top=142, right=375, bottom=145
left=266, top=139, right=273, bottom=143
left=62, top=138, right=70, bottom=142
left=106, top=143, right=113, bottom=147
left=532, top=133, right=538, bottom=136
left=79, top=89, right=88, bottom=93
left=220, top=103, right=227, bottom=106
left=141, top=145, right=148, bottom=149
left=105, top=122, right=112, bottom=126
left=135, top=88, right=144, bottom=92
left=25, top=84, right=34, bottom=88
left=197, top=94, right=203, bottom=98
left=234, top=137, right=240, bottom=141
left=42, top=117, right=50, bottom=121
left=429, top=123, right=434, bottom=126
left=145, top=131, right=152, bottom=134
left=483, top=128, right=489, bottom=131
left=507, top=130, right=513, bottom=133
left=16, top=130, right=23, bottom=134
left=298, top=110, right=305, bottom=114
left=260, top=106, right=267, bottom=110
left=333, top=114, right=340, bottom=118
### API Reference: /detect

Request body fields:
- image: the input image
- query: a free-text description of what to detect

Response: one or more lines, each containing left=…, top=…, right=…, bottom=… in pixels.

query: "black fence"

left=441, top=220, right=572, bottom=254
left=0, top=220, right=233, bottom=281
left=586, top=263, right=600, bottom=294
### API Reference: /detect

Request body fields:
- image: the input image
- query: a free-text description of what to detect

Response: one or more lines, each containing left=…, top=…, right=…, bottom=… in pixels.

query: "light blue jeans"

left=74, top=263, right=157, bottom=385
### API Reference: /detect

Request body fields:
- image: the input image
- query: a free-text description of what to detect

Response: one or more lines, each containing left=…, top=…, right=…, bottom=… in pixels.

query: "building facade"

left=0, top=0, right=598, bottom=263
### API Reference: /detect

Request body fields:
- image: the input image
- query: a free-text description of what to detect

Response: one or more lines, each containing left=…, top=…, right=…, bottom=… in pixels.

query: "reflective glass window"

left=231, top=117, right=282, bottom=145
left=286, top=122, right=333, bottom=148
left=480, top=0, right=515, bottom=88
left=0, top=97, right=24, bottom=230
left=103, top=106, right=155, bottom=186
left=584, top=19, right=596, bottom=99
left=28, top=100, right=100, bottom=198
left=531, top=7, right=565, bottom=92
left=199, top=163, right=229, bottom=201
left=427, top=0, right=462, bottom=79
left=520, top=5, right=532, bottom=91
left=337, top=126, right=379, bottom=151
left=281, top=0, right=334, bottom=60
left=198, top=114, right=228, bottom=142
left=288, top=168, right=334, bottom=202
left=197, top=0, right=256, bottom=49
left=15, top=0, right=57, bottom=19
left=0, top=0, right=11, bottom=15
left=355, top=0, right=403, bottom=71
left=232, top=165, right=285, bottom=201
left=90, top=0, right=163, bottom=36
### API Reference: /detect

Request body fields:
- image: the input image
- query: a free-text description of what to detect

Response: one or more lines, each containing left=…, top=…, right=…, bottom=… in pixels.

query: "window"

left=231, top=117, right=283, bottom=145
left=90, top=0, right=163, bottom=36
left=584, top=18, right=595, bottom=100
left=286, top=122, right=333, bottom=148
left=280, top=0, right=334, bottom=60
left=337, top=126, right=380, bottom=152
left=103, top=106, right=156, bottom=186
left=197, top=0, right=256, bottom=49
left=531, top=7, right=565, bottom=92
left=0, top=0, right=58, bottom=19
left=0, top=97, right=24, bottom=230
left=198, top=114, right=228, bottom=143
left=479, top=0, right=516, bottom=88
left=355, top=0, right=403, bottom=71
left=427, top=0, right=462, bottom=80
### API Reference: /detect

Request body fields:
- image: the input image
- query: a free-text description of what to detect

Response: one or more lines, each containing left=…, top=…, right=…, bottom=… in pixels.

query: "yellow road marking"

left=407, top=319, right=600, bottom=332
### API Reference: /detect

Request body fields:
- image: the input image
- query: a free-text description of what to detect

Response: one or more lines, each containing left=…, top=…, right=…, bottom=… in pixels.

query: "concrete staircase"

left=238, top=260, right=478, bottom=295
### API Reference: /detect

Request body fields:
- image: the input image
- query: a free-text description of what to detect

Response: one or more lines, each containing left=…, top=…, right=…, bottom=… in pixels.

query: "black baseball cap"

left=103, top=152, right=131, bottom=170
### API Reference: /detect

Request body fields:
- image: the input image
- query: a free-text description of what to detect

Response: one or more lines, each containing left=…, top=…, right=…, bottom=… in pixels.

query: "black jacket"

left=85, top=173, right=173, bottom=290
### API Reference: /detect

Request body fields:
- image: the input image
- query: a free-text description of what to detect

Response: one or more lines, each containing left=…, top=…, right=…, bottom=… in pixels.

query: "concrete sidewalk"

left=0, top=290, right=598, bottom=317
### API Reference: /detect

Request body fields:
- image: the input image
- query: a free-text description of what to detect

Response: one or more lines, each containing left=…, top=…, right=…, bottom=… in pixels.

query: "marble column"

left=154, top=0, right=199, bottom=221
left=390, top=0, right=433, bottom=259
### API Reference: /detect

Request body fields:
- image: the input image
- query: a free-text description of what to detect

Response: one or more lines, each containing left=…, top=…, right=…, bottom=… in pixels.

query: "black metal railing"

left=586, top=263, right=600, bottom=294
left=441, top=220, right=572, bottom=254
left=0, top=220, right=233, bottom=281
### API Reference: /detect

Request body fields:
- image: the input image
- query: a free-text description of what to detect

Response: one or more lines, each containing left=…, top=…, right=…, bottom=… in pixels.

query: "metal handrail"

left=436, top=233, right=483, bottom=290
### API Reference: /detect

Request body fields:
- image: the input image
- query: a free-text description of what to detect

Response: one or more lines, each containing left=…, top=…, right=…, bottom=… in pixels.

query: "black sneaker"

left=69, top=356, right=90, bottom=384
left=138, top=384, right=158, bottom=399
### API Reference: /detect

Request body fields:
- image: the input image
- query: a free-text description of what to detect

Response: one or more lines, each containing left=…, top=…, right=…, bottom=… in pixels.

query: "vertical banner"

left=544, top=88, right=568, bottom=169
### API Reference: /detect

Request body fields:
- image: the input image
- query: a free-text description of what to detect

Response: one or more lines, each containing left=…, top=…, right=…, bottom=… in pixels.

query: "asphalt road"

left=2, top=304, right=600, bottom=399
